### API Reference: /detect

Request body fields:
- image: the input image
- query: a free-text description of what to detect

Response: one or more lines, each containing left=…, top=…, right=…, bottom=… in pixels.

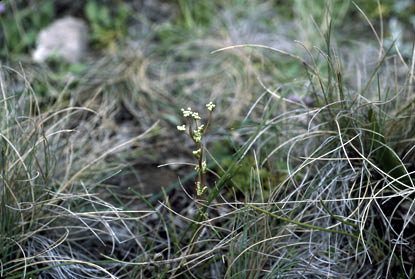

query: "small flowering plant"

left=177, top=102, right=216, bottom=196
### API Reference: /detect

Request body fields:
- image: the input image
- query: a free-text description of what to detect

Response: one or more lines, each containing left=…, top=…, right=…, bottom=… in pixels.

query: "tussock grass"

left=0, top=64, right=159, bottom=278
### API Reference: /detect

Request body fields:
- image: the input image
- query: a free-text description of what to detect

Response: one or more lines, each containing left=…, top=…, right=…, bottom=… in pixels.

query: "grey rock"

left=33, top=17, right=89, bottom=64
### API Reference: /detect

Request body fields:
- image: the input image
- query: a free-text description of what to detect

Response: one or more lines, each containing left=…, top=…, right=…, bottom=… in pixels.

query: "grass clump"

left=149, top=3, right=415, bottom=278
left=0, top=65, right=158, bottom=278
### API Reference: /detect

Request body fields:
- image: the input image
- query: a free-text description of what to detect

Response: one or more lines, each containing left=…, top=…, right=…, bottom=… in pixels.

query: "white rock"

left=33, top=17, right=88, bottom=64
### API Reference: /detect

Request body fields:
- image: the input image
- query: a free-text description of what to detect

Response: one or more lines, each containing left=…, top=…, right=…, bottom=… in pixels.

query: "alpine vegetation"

left=2, top=1, right=415, bottom=278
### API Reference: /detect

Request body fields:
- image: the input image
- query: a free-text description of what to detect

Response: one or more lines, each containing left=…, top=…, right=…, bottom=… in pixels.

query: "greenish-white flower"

left=201, top=160, right=207, bottom=173
left=195, top=160, right=207, bottom=173
left=192, top=112, right=201, bottom=120
left=181, top=107, right=193, bottom=117
left=177, top=124, right=186, bottom=132
left=192, top=148, right=201, bottom=158
left=196, top=181, right=208, bottom=196
left=206, top=102, right=216, bottom=111
left=193, top=129, right=202, bottom=142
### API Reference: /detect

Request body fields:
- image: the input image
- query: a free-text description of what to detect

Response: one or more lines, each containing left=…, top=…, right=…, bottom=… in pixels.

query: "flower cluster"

left=177, top=124, right=186, bottom=131
left=196, top=182, right=208, bottom=197
left=195, top=161, right=207, bottom=173
left=177, top=102, right=216, bottom=197
left=181, top=107, right=201, bottom=120
left=206, top=102, right=216, bottom=111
